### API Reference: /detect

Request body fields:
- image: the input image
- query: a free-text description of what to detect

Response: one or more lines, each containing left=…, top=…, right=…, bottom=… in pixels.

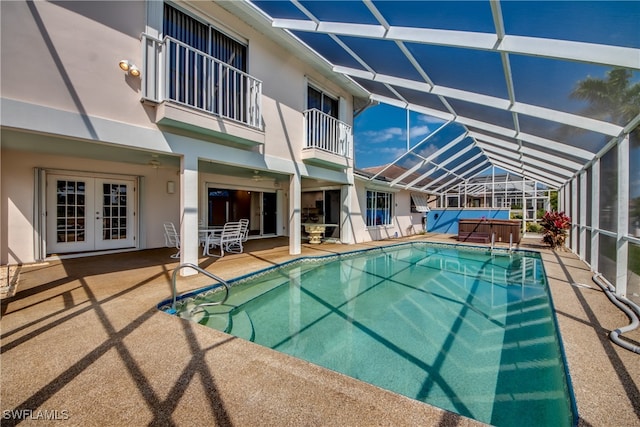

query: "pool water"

left=168, top=243, right=575, bottom=427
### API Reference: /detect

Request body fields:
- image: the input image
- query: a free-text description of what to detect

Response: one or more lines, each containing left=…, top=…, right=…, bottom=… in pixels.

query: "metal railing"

left=303, top=108, right=352, bottom=158
left=170, top=263, right=230, bottom=314
left=142, top=34, right=262, bottom=130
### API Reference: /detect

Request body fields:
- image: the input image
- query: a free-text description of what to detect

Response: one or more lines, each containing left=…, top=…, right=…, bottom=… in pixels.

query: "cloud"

left=358, top=124, right=434, bottom=144
left=377, top=146, right=408, bottom=157
left=409, top=125, right=431, bottom=138
left=356, top=145, right=408, bottom=163
left=417, top=114, right=447, bottom=125
left=415, top=143, right=439, bottom=158
left=358, top=127, right=404, bottom=144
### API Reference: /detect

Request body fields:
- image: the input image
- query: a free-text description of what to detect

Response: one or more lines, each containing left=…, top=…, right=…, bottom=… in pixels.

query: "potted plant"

left=540, top=211, right=571, bottom=249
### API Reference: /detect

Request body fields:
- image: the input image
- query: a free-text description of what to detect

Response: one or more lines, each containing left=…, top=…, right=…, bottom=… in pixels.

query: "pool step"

left=186, top=306, right=255, bottom=342
left=202, top=311, right=230, bottom=331
left=227, top=310, right=255, bottom=342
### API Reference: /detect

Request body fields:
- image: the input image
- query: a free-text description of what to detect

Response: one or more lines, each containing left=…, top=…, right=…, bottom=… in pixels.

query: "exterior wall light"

left=128, top=65, right=140, bottom=77
left=118, top=59, right=140, bottom=77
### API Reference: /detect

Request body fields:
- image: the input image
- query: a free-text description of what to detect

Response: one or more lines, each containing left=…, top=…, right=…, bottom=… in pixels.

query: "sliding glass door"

left=207, top=187, right=278, bottom=237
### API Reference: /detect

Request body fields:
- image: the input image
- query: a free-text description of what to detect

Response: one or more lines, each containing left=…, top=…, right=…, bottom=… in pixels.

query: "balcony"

left=302, top=109, right=353, bottom=169
left=142, top=34, right=263, bottom=145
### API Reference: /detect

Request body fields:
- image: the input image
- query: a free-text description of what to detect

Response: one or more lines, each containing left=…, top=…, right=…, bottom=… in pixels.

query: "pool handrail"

left=169, top=263, right=230, bottom=314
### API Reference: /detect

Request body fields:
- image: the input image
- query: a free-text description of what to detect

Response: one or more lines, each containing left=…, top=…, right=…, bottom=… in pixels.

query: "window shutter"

left=411, top=193, right=430, bottom=212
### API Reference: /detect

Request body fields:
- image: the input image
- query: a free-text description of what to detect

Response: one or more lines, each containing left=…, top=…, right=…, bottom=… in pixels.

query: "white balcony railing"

left=303, top=108, right=352, bottom=158
left=142, top=34, right=262, bottom=130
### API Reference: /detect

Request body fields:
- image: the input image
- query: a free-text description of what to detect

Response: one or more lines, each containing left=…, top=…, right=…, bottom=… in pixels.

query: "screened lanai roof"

left=227, top=1, right=640, bottom=193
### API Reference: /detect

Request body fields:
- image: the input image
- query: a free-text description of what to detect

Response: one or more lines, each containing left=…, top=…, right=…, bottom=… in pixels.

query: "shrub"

left=540, top=211, right=571, bottom=249
left=526, top=222, right=542, bottom=233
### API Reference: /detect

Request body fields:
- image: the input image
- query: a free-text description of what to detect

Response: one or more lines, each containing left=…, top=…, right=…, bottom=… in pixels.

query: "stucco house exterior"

left=1, top=0, right=424, bottom=267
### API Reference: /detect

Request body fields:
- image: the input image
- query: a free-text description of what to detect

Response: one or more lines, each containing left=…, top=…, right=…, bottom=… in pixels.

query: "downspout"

left=592, top=273, right=640, bottom=354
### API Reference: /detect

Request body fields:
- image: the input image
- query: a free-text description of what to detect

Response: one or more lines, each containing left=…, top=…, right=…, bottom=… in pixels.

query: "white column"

left=616, top=134, right=629, bottom=297
left=145, top=1, right=162, bottom=37
left=464, top=182, right=468, bottom=208
left=522, top=178, right=526, bottom=234
left=504, top=173, right=508, bottom=208
left=179, top=154, right=199, bottom=273
left=591, top=158, right=600, bottom=272
left=579, top=171, right=587, bottom=261
left=558, top=186, right=564, bottom=212
left=571, top=177, right=578, bottom=252
left=340, top=184, right=353, bottom=244
left=289, top=172, right=301, bottom=255
left=491, top=166, right=495, bottom=208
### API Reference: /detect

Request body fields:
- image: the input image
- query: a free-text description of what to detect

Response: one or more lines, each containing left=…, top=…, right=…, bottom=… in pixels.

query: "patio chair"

left=198, top=219, right=208, bottom=247
left=163, top=222, right=181, bottom=259
left=239, top=218, right=249, bottom=242
left=204, top=221, right=244, bottom=257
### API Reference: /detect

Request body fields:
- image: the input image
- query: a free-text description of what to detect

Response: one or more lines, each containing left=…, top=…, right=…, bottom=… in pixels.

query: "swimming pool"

left=161, top=242, right=576, bottom=427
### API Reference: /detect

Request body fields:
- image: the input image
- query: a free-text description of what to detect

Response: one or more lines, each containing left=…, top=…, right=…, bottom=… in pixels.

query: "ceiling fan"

left=148, top=154, right=161, bottom=169
left=252, top=170, right=265, bottom=181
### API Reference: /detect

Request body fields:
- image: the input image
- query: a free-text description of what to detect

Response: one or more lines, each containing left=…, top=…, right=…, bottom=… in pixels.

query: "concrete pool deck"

left=1, top=234, right=638, bottom=426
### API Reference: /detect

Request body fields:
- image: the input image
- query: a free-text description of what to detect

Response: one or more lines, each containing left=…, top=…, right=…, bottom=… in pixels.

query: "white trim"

left=590, top=158, right=600, bottom=272
left=274, top=18, right=640, bottom=70
left=616, top=135, right=629, bottom=296
left=204, top=181, right=279, bottom=194
left=579, top=171, right=587, bottom=262
left=473, top=133, right=584, bottom=171
left=571, top=177, right=578, bottom=252
left=34, top=168, right=47, bottom=262
left=365, top=189, right=394, bottom=227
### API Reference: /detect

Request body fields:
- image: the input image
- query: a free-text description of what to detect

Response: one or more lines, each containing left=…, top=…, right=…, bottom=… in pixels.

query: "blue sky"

left=353, top=105, right=447, bottom=169
left=352, top=66, right=640, bottom=173
left=317, top=0, right=640, bottom=182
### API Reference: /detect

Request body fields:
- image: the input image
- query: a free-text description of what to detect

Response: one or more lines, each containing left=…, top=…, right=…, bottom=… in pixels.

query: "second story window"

left=307, top=86, right=338, bottom=119
left=164, top=4, right=246, bottom=71
left=305, top=86, right=351, bottom=157
left=163, top=4, right=256, bottom=125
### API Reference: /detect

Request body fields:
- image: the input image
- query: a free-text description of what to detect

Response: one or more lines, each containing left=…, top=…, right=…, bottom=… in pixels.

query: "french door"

left=46, top=174, right=136, bottom=254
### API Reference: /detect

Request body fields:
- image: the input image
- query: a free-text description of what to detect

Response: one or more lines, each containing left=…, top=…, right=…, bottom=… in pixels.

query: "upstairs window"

left=163, top=4, right=252, bottom=123
left=164, top=4, right=246, bottom=71
left=307, top=86, right=338, bottom=119
left=306, top=86, right=345, bottom=154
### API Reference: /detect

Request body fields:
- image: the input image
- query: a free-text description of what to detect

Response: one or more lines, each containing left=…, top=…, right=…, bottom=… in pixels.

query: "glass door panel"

left=324, top=190, right=341, bottom=238
left=208, top=186, right=278, bottom=236
left=95, top=179, right=135, bottom=250
left=47, top=175, right=135, bottom=254
left=47, top=177, right=94, bottom=253
left=208, top=189, right=230, bottom=226
left=263, top=192, right=277, bottom=235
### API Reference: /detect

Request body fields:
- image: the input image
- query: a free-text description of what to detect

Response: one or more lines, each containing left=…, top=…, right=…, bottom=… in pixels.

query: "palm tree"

left=570, top=68, right=640, bottom=145
left=572, top=69, right=640, bottom=238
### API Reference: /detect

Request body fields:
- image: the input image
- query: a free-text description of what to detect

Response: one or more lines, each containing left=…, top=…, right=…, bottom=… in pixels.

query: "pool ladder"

left=490, top=232, right=515, bottom=253
left=168, top=263, right=230, bottom=315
